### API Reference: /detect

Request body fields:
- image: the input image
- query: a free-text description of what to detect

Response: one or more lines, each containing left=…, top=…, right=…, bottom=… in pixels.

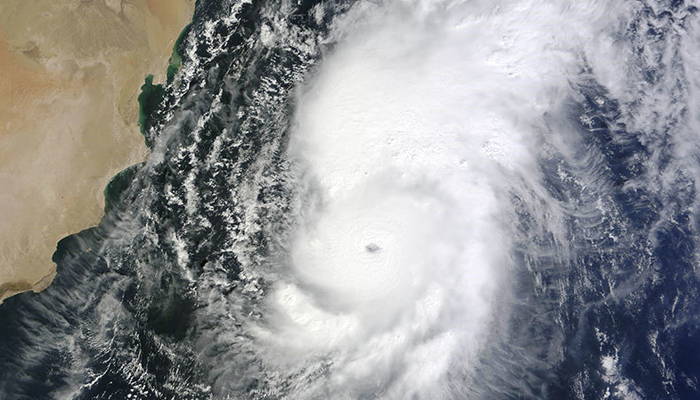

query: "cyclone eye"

left=365, top=243, right=381, bottom=253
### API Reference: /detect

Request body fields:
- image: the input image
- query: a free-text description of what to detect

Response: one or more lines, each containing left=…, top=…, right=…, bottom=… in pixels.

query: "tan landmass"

left=0, top=0, right=195, bottom=304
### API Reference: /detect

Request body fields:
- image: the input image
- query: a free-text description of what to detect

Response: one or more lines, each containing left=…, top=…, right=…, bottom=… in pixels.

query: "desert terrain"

left=0, top=0, right=195, bottom=303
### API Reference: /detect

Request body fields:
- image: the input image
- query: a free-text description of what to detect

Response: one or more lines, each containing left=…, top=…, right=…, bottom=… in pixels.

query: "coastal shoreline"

left=0, top=0, right=196, bottom=304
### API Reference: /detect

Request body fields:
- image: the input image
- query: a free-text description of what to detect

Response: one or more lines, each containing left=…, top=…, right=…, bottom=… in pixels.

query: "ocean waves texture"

left=1, top=0, right=700, bottom=399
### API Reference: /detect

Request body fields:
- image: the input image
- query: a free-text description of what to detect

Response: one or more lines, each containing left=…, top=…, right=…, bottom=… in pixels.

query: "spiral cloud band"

left=246, top=0, right=625, bottom=397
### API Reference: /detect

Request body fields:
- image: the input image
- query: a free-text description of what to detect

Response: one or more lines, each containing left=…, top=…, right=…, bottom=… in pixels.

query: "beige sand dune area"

left=0, top=0, right=195, bottom=303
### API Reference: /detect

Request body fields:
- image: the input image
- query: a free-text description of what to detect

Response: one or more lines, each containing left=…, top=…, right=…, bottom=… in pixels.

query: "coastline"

left=0, top=0, right=196, bottom=304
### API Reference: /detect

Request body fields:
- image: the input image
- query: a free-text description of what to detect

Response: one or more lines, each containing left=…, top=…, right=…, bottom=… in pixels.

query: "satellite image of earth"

left=1, top=0, right=700, bottom=399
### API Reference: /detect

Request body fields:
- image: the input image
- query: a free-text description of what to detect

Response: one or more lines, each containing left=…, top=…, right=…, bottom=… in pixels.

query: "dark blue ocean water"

left=1, top=0, right=699, bottom=399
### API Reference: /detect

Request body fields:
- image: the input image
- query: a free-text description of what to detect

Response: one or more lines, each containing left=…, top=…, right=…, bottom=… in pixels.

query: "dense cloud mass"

left=263, top=0, right=623, bottom=397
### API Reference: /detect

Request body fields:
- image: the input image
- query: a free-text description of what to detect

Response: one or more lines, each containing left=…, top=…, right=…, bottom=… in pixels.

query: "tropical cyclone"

left=0, top=0, right=195, bottom=303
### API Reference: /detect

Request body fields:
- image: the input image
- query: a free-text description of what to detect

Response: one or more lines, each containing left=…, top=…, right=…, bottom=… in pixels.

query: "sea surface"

left=2, top=0, right=700, bottom=399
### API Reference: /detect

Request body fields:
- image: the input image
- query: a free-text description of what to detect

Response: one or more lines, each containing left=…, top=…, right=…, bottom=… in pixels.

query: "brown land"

left=0, top=0, right=195, bottom=303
